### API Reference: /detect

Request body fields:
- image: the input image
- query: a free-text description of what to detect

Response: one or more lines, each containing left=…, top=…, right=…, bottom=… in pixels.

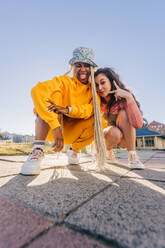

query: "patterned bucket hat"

left=69, top=47, right=97, bottom=67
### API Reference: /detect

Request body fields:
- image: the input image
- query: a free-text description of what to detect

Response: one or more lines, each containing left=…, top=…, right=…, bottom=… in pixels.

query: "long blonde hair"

left=90, top=66, right=106, bottom=169
left=65, top=65, right=106, bottom=170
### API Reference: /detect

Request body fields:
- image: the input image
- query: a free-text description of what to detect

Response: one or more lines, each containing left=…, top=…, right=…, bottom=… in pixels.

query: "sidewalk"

left=0, top=150, right=165, bottom=248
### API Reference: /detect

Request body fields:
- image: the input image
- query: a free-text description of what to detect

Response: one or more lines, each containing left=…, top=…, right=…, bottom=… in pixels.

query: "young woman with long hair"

left=94, top=67, right=146, bottom=169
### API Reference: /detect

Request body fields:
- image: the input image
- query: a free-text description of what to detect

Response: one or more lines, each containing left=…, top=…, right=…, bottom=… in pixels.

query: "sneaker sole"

left=131, top=167, right=144, bottom=170
left=21, top=166, right=40, bottom=175
left=68, top=162, right=79, bottom=165
left=21, top=170, right=40, bottom=175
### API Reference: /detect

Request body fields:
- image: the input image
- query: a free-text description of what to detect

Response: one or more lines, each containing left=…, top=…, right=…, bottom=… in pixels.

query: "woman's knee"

left=104, top=126, right=123, bottom=145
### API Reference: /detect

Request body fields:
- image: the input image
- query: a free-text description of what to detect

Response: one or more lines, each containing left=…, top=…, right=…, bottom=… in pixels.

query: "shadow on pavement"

left=0, top=156, right=165, bottom=248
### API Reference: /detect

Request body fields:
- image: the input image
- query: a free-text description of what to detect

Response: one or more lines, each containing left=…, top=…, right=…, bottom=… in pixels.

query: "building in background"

left=148, top=121, right=165, bottom=135
left=136, top=127, right=165, bottom=150
left=0, top=131, right=34, bottom=143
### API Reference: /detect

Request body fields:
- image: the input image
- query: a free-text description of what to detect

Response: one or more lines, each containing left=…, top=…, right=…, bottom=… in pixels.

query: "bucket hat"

left=69, top=47, right=97, bottom=67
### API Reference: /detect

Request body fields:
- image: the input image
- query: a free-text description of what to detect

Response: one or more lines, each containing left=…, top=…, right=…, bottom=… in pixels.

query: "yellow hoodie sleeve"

left=67, top=101, right=94, bottom=119
left=66, top=95, right=101, bottom=119
left=31, top=77, right=64, bottom=130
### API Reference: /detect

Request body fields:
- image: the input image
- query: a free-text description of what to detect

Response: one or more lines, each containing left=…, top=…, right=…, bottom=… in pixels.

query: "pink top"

left=101, top=99, right=143, bottom=129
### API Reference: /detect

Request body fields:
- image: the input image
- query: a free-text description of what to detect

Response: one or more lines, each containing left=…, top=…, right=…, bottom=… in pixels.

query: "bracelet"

left=67, top=106, right=72, bottom=114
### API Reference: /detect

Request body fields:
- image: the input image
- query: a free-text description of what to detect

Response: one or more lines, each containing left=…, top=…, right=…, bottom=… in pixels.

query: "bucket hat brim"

left=69, top=58, right=97, bottom=67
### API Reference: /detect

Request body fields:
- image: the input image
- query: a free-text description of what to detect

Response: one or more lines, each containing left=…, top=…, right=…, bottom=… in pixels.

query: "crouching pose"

left=21, top=47, right=98, bottom=175
left=94, top=67, right=145, bottom=169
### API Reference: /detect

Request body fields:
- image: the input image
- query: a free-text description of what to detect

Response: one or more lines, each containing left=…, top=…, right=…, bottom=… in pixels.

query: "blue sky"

left=0, top=0, right=165, bottom=135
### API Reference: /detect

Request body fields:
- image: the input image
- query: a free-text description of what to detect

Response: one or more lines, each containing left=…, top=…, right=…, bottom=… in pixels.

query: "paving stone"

left=138, top=150, right=157, bottom=158
left=42, top=154, right=95, bottom=170
left=0, top=155, right=28, bottom=162
left=125, top=167, right=165, bottom=181
left=0, top=161, right=22, bottom=176
left=42, top=153, right=69, bottom=168
left=0, top=154, right=98, bottom=177
left=116, top=150, right=155, bottom=160
left=153, top=151, right=165, bottom=158
left=65, top=178, right=165, bottom=248
left=147, top=158, right=165, bottom=162
left=144, top=159, right=165, bottom=169
left=0, top=167, right=121, bottom=220
left=145, top=162, right=165, bottom=169
left=0, top=194, right=53, bottom=248
left=27, top=225, right=109, bottom=248
left=0, top=154, right=92, bottom=177
left=114, top=150, right=155, bottom=166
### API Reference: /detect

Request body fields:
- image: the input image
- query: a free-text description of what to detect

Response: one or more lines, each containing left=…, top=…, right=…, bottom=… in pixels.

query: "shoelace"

left=128, top=153, right=139, bottom=163
left=71, top=151, right=78, bottom=158
left=28, top=148, right=44, bottom=161
left=68, top=148, right=77, bottom=158
left=107, top=150, right=115, bottom=160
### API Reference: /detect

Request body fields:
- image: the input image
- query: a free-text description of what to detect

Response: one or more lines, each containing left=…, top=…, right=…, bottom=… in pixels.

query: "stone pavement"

left=0, top=150, right=165, bottom=248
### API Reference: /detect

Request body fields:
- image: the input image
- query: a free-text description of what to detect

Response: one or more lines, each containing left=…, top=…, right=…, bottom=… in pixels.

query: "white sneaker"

left=21, top=148, right=44, bottom=175
left=128, top=151, right=144, bottom=169
left=67, top=148, right=79, bottom=164
left=106, top=149, right=118, bottom=164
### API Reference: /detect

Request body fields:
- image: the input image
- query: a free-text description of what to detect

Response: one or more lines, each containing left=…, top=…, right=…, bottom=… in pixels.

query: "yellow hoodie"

left=31, top=75, right=95, bottom=130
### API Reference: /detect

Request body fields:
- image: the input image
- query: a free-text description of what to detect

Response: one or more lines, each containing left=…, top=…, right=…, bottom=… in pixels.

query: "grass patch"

left=0, top=142, right=127, bottom=156
left=0, top=143, right=55, bottom=156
